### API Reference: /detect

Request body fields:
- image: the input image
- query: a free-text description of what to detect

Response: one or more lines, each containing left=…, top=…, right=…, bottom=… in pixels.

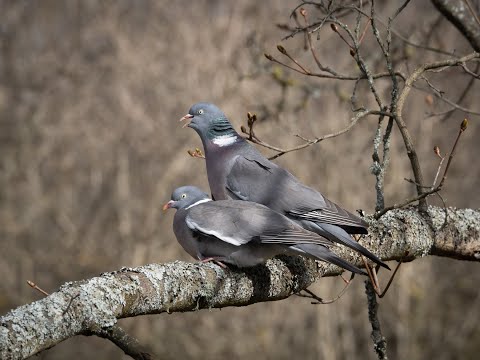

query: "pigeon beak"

left=162, top=200, right=175, bottom=211
left=179, top=114, right=194, bottom=128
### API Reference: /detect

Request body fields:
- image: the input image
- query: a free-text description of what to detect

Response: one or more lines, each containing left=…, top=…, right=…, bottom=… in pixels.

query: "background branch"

left=394, top=52, right=479, bottom=212
left=432, top=0, right=480, bottom=51
left=83, top=325, right=154, bottom=360
left=365, top=280, right=388, bottom=360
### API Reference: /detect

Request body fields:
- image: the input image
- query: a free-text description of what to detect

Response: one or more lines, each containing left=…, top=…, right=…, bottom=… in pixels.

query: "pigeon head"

left=163, top=186, right=210, bottom=211
left=180, top=103, right=239, bottom=146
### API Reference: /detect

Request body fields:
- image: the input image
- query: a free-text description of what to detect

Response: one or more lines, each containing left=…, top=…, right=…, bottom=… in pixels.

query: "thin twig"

left=27, top=280, right=50, bottom=296
left=376, top=17, right=455, bottom=56
left=428, top=89, right=480, bottom=116
left=394, top=52, right=479, bottom=213
left=365, top=279, right=388, bottom=359
left=242, top=110, right=392, bottom=160
left=460, top=62, right=480, bottom=78
left=435, top=192, right=449, bottom=229
left=62, top=293, right=80, bottom=316
left=265, top=52, right=406, bottom=81
left=83, top=325, right=155, bottom=360
left=437, top=119, right=468, bottom=188
left=276, top=44, right=310, bottom=74
left=296, top=276, right=353, bottom=305
left=463, top=0, right=480, bottom=26
left=375, top=119, right=468, bottom=218
left=431, top=147, right=445, bottom=189
left=363, top=253, right=406, bottom=298
left=415, top=83, right=480, bottom=117
left=437, top=62, right=480, bottom=121
left=372, top=112, right=388, bottom=212
left=377, top=259, right=403, bottom=299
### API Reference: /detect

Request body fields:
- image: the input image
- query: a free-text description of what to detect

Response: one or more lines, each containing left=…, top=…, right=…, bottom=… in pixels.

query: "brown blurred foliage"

left=1, top=1, right=479, bottom=359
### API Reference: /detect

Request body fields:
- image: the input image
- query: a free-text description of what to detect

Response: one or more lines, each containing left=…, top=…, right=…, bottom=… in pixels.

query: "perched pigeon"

left=180, top=103, right=389, bottom=270
left=163, top=185, right=366, bottom=274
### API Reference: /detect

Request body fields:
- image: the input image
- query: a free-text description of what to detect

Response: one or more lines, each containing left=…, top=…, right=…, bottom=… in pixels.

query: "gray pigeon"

left=163, top=185, right=366, bottom=274
left=180, top=103, right=389, bottom=270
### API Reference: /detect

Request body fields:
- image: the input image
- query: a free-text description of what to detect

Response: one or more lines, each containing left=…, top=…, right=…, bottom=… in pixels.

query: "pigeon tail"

left=304, top=221, right=390, bottom=270
left=291, top=244, right=367, bottom=275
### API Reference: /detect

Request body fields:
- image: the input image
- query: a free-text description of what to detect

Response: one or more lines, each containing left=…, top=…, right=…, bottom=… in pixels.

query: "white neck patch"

left=212, top=134, right=237, bottom=147
left=186, top=198, right=212, bottom=210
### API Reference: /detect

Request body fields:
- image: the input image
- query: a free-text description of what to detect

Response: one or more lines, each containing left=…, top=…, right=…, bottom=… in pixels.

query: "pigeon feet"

left=200, top=257, right=228, bottom=269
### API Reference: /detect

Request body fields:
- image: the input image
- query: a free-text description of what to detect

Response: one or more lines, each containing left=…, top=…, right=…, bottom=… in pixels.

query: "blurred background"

left=1, top=0, right=479, bottom=359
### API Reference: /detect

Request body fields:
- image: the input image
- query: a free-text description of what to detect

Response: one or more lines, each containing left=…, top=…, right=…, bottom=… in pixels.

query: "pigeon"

left=179, top=103, right=389, bottom=270
left=163, top=185, right=366, bottom=274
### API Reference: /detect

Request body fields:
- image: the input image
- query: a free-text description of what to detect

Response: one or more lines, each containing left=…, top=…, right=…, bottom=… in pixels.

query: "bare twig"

left=437, top=119, right=468, bottom=188
left=394, top=52, right=479, bottom=212
left=375, top=15, right=455, bottom=56
left=463, top=0, right=480, bottom=27
left=241, top=110, right=392, bottom=160
left=460, top=62, right=480, bottom=78
left=365, top=279, right=388, bottom=359
left=62, top=293, right=80, bottom=316
left=435, top=62, right=480, bottom=121
left=264, top=51, right=406, bottom=81
left=372, top=112, right=388, bottom=212
left=368, top=0, right=406, bottom=215
left=296, top=273, right=355, bottom=304
left=276, top=44, right=310, bottom=74
left=431, top=146, right=445, bottom=189
left=435, top=192, right=449, bottom=229
left=27, top=280, right=50, bottom=296
left=83, top=325, right=155, bottom=360
left=426, top=88, right=480, bottom=116
left=362, top=253, right=406, bottom=298
left=375, top=119, right=468, bottom=219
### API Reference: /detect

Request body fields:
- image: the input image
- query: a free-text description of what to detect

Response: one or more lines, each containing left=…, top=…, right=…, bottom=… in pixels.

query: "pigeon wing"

left=225, top=155, right=368, bottom=231
left=185, top=201, right=332, bottom=247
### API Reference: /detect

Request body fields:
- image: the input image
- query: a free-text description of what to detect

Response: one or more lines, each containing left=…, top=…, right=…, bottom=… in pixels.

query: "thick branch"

left=1, top=206, right=479, bottom=359
left=432, top=0, right=480, bottom=51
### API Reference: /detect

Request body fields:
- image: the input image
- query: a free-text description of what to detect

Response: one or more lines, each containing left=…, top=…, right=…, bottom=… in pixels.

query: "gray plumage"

left=164, top=185, right=366, bottom=274
left=180, top=103, right=389, bottom=270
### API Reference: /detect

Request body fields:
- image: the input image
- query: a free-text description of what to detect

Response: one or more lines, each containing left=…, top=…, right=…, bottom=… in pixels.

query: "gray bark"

left=432, top=0, right=480, bottom=51
left=1, top=206, right=479, bottom=359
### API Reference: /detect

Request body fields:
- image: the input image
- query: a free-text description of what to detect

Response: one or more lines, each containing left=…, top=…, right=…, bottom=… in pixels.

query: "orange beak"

left=179, top=114, right=194, bottom=128
left=162, top=200, right=174, bottom=211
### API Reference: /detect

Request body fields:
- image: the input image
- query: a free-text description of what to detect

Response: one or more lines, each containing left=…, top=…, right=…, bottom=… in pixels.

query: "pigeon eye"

left=181, top=193, right=187, bottom=199
left=198, top=109, right=204, bottom=115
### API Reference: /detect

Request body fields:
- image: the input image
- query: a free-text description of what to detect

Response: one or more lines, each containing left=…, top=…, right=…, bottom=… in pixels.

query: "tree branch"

left=242, top=109, right=392, bottom=160
left=1, top=206, right=480, bottom=359
left=394, top=51, right=479, bottom=212
left=83, top=325, right=154, bottom=360
left=365, top=280, right=388, bottom=359
left=432, top=0, right=480, bottom=51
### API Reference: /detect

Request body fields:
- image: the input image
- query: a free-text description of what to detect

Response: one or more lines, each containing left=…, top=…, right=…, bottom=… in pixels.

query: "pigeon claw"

left=200, top=257, right=228, bottom=269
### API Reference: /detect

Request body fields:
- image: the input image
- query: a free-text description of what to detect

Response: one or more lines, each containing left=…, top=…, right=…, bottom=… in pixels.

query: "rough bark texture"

left=365, top=280, right=388, bottom=360
left=1, top=206, right=479, bottom=359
